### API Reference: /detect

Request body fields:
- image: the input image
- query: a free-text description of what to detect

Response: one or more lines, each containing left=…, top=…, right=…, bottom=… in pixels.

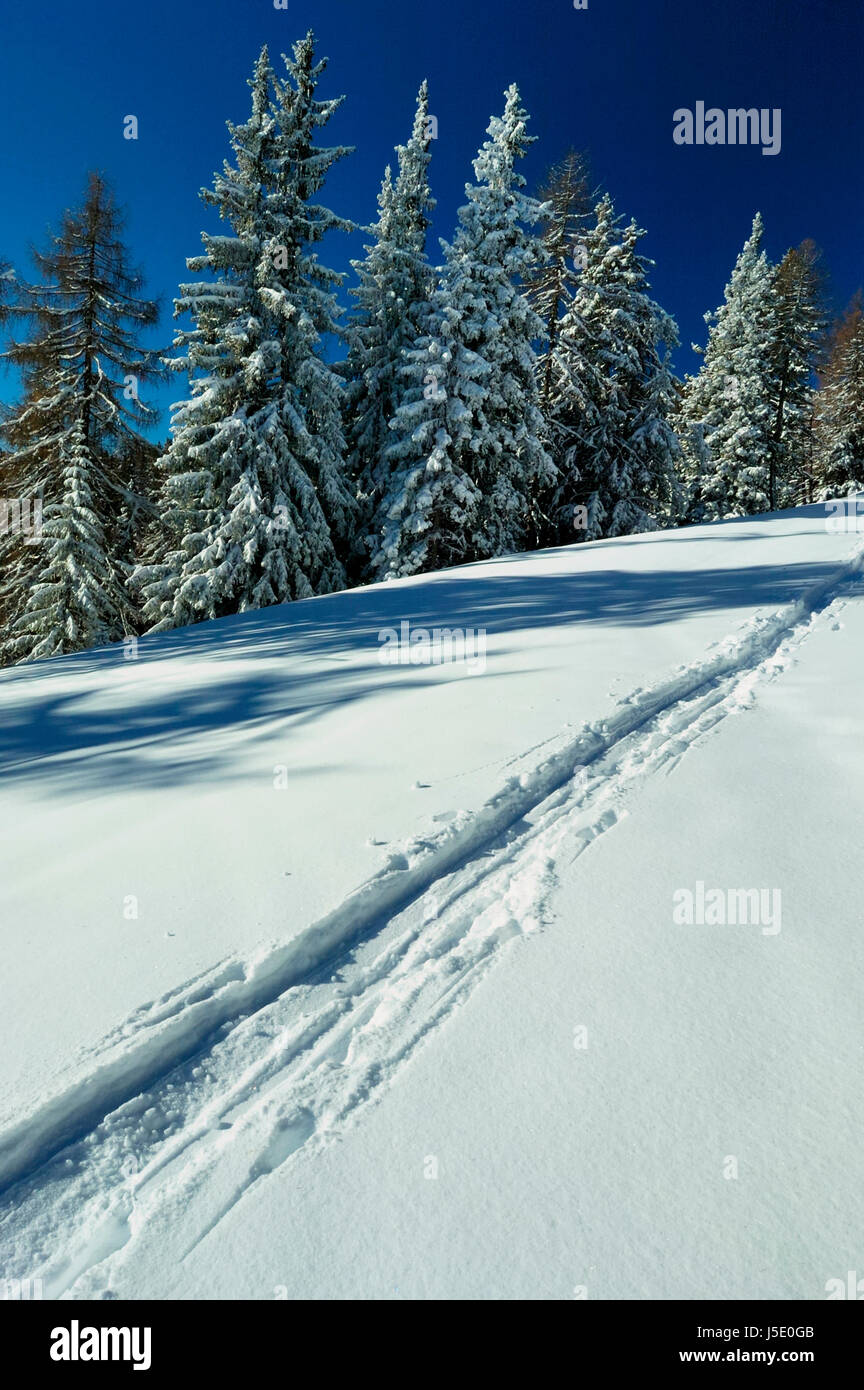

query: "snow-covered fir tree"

left=0, top=175, right=158, bottom=663
left=546, top=193, right=681, bottom=542
left=815, top=294, right=864, bottom=498
left=343, top=82, right=436, bottom=579
left=4, top=419, right=136, bottom=660
left=373, top=84, right=553, bottom=578
left=678, top=213, right=779, bottom=521
left=132, top=36, right=355, bottom=632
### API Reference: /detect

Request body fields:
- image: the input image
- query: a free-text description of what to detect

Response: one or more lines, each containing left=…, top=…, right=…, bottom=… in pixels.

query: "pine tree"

left=678, top=213, right=778, bottom=521
left=547, top=194, right=681, bottom=542
left=0, top=175, right=159, bottom=663
left=374, top=84, right=553, bottom=579
left=815, top=294, right=864, bottom=498
left=132, top=37, right=355, bottom=632
left=343, top=82, right=435, bottom=578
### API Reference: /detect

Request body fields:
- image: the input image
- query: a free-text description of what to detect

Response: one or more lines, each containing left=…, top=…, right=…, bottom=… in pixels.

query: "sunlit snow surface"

left=1, top=503, right=862, bottom=1299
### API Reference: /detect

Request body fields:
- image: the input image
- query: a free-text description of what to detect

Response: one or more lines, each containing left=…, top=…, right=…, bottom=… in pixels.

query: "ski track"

left=1, top=546, right=862, bottom=1298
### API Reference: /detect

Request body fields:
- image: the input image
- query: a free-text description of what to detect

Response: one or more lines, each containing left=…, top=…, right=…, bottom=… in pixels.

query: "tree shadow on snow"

left=0, top=509, right=851, bottom=796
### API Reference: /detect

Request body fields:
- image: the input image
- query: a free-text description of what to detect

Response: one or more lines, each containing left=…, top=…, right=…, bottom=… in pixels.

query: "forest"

left=0, top=30, right=861, bottom=666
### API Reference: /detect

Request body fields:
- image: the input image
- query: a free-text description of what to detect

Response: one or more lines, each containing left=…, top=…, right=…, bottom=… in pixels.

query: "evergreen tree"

left=0, top=175, right=159, bottom=662
left=374, top=84, right=553, bottom=579
left=132, top=36, right=355, bottom=632
left=344, top=82, right=435, bottom=578
left=815, top=294, right=864, bottom=498
left=547, top=194, right=681, bottom=542
left=679, top=213, right=778, bottom=521
left=5, top=419, right=134, bottom=660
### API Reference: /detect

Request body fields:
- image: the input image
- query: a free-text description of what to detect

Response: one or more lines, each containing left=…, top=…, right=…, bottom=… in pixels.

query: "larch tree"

left=815, top=294, right=864, bottom=499
left=0, top=258, right=11, bottom=321
left=132, top=36, right=355, bottom=633
left=0, top=175, right=159, bottom=663
left=373, top=84, right=553, bottom=579
left=526, top=149, right=593, bottom=421
left=767, top=240, right=826, bottom=505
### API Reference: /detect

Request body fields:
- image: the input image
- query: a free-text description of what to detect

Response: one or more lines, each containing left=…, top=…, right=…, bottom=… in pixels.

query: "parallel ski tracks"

left=1, top=550, right=861, bottom=1296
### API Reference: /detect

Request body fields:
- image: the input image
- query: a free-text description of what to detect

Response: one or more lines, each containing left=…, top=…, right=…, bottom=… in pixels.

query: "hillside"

left=1, top=502, right=862, bottom=1299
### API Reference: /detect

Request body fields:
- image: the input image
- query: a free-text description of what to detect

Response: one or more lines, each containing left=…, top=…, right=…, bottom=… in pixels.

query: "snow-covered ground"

left=1, top=503, right=862, bottom=1299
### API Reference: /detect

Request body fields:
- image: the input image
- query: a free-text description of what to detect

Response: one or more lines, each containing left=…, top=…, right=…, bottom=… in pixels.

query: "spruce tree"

left=374, top=85, right=553, bottom=579
left=0, top=175, right=159, bottom=663
left=133, top=37, right=355, bottom=632
left=343, top=82, right=435, bottom=578
left=815, top=294, right=864, bottom=498
left=548, top=194, right=681, bottom=542
left=6, top=420, right=133, bottom=660
left=679, top=213, right=778, bottom=521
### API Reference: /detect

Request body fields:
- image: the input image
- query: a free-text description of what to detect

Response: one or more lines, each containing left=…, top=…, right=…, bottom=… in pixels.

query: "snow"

left=1, top=501, right=862, bottom=1298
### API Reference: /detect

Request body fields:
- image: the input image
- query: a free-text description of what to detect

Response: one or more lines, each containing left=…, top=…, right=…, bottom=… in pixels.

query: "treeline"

left=0, top=31, right=861, bottom=665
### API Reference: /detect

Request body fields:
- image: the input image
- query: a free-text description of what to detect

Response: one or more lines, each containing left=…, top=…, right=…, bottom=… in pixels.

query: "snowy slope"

left=1, top=503, right=862, bottom=1299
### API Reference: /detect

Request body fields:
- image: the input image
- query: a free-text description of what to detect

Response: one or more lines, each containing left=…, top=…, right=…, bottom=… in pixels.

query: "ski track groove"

left=1, top=547, right=861, bottom=1296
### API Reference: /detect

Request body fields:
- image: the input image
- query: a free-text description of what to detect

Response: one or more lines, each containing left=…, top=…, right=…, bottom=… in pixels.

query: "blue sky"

left=1, top=0, right=861, bottom=436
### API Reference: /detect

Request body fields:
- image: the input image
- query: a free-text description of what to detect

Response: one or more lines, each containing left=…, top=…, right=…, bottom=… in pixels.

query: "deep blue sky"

left=1, top=0, right=861, bottom=436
